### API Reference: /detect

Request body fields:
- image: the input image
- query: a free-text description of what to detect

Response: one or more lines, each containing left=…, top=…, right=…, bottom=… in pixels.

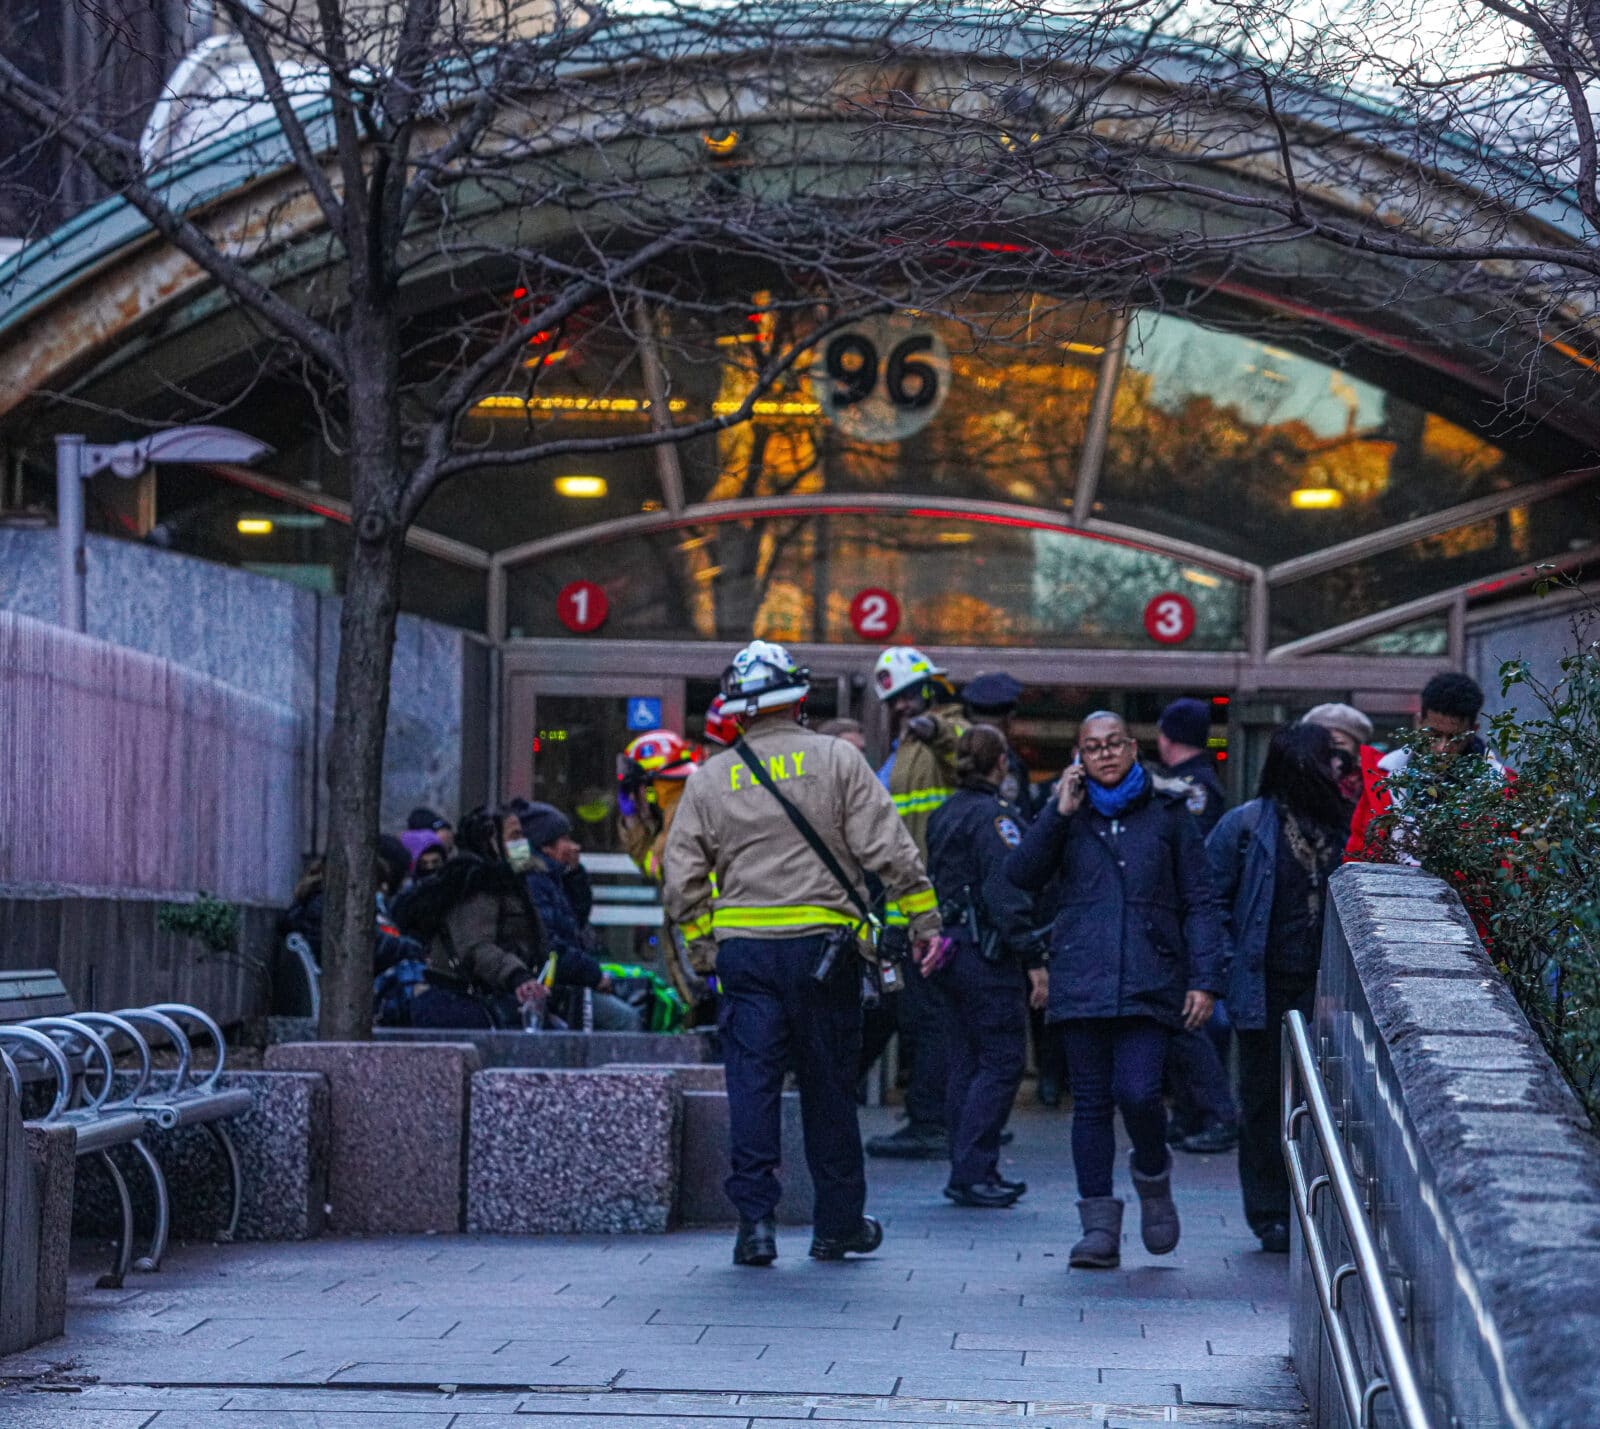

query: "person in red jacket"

left=1344, top=672, right=1508, bottom=862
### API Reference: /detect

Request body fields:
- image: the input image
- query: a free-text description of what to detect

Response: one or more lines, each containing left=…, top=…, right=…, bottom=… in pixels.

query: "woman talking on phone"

left=1006, top=712, right=1229, bottom=1269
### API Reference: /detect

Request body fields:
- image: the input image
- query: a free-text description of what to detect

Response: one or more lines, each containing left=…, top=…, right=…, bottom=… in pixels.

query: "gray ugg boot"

left=1130, top=1150, right=1181, bottom=1254
left=1069, top=1197, right=1124, bottom=1269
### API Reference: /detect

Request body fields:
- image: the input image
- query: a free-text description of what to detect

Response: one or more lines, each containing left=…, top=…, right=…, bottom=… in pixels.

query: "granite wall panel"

left=467, top=1069, right=679, bottom=1234
left=266, top=1042, right=477, bottom=1233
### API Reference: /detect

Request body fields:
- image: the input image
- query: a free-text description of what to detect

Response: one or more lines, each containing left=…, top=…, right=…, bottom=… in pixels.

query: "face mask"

left=504, top=838, right=533, bottom=871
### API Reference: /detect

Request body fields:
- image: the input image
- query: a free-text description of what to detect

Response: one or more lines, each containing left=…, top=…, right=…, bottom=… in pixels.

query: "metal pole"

left=55, top=433, right=87, bottom=632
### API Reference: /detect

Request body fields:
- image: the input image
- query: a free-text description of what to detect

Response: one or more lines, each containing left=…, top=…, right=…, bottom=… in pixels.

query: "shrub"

left=157, top=893, right=242, bottom=956
left=1375, top=590, right=1600, bottom=1120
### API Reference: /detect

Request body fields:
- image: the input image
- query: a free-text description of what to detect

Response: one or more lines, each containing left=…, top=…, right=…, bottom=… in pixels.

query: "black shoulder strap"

left=734, top=739, right=876, bottom=928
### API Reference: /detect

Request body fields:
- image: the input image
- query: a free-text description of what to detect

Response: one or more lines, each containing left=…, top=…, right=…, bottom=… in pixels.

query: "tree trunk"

left=318, top=365, right=406, bottom=1041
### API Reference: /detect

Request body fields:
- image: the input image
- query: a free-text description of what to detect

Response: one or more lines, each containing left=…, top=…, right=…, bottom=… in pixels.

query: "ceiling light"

left=1291, top=486, right=1344, bottom=509
left=938, top=530, right=974, bottom=544
left=555, top=475, right=607, bottom=498
left=236, top=518, right=274, bottom=535
left=1182, top=568, right=1222, bottom=589
left=701, top=128, right=741, bottom=156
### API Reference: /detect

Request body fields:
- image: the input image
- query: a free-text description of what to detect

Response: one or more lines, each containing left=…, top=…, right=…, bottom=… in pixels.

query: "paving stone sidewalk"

left=0, top=1107, right=1306, bottom=1427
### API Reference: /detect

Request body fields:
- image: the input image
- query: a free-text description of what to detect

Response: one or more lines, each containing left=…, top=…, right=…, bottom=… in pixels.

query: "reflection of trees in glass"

left=1103, top=312, right=1529, bottom=561
left=1030, top=533, right=1241, bottom=647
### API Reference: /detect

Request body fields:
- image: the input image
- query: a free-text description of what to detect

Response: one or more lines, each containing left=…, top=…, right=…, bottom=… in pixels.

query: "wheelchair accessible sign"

left=627, top=697, right=663, bottom=731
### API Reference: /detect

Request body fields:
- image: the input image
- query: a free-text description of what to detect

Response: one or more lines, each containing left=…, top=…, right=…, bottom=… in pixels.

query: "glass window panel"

left=1099, top=310, right=1542, bottom=564
left=153, top=471, right=485, bottom=631
left=1270, top=491, right=1600, bottom=644
left=667, top=293, right=1114, bottom=510
left=1333, top=618, right=1450, bottom=657
left=506, top=510, right=1245, bottom=649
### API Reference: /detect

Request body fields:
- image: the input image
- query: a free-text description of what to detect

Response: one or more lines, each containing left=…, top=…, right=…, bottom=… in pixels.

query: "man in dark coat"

left=1007, top=711, right=1228, bottom=1269
left=1155, top=697, right=1240, bottom=1154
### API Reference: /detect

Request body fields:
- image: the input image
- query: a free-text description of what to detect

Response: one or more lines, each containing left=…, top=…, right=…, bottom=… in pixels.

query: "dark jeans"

left=941, top=944, right=1028, bottom=1184
left=855, top=959, right=949, bottom=1128
left=717, top=934, right=865, bottom=1237
left=1236, top=971, right=1316, bottom=1234
left=1060, top=1016, right=1171, bottom=1199
left=1167, top=1006, right=1238, bottom=1135
left=1031, top=1006, right=1068, bottom=1090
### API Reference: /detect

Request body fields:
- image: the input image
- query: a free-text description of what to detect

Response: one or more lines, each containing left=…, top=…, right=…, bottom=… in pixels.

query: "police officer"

left=1155, top=698, right=1226, bottom=835
left=926, top=725, right=1048, bottom=1208
left=1155, top=697, right=1239, bottom=1155
left=664, top=641, right=948, bottom=1267
left=961, top=672, right=1045, bottom=819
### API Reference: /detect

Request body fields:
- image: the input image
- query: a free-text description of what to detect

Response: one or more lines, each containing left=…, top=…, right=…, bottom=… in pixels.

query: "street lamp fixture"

left=56, top=425, right=275, bottom=632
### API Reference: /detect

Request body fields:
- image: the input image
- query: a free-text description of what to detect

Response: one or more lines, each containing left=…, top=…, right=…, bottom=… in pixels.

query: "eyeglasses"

left=1079, top=737, right=1132, bottom=757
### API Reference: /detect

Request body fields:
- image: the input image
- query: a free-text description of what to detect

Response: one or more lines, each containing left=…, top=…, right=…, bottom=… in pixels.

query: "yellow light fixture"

left=236, top=517, right=274, bottom=535
left=938, top=530, right=974, bottom=544
left=1291, top=486, right=1344, bottom=510
left=1061, top=340, right=1106, bottom=357
left=701, top=128, right=741, bottom=156
left=1182, top=567, right=1222, bottom=589
left=554, top=475, right=607, bottom=499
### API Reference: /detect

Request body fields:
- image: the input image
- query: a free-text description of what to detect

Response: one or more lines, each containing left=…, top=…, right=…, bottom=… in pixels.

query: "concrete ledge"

left=677, top=1089, right=814, bottom=1226
left=1299, top=863, right=1600, bottom=1426
left=375, top=1027, right=716, bottom=1067
left=266, top=1042, right=478, bottom=1233
left=1, top=1078, right=72, bottom=1353
left=467, top=1069, right=678, bottom=1233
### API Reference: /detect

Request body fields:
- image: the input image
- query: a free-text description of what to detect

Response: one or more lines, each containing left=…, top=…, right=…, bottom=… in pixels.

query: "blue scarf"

left=1087, top=761, right=1148, bottom=819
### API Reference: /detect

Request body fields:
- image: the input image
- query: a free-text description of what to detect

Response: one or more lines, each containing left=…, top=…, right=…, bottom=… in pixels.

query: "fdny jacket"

left=925, top=783, right=1044, bottom=966
left=662, top=717, right=940, bottom=951
left=1005, top=776, right=1228, bottom=1028
left=889, top=702, right=966, bottom=859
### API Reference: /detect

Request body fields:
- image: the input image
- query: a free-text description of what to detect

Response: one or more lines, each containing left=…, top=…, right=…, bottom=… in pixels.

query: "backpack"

left=390, top=856, right=480, bottom=943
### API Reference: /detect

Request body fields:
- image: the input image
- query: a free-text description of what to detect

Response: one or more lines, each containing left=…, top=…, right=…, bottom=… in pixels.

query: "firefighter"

left=617, top=729, right=703, bottom=1006
left=663, top=640, right=948, bottom=1268
left=926, top=724, right=1049, bottom=1207
left=866, top=644, right=967, bottom=1160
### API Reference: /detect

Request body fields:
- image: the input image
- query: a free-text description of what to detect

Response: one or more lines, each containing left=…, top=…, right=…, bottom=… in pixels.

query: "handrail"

left=1282, top=1009, right=1433, bottom=1429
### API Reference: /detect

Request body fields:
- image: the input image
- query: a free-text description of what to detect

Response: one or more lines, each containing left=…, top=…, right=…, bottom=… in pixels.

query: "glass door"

left=503, top=673, right=684, bottom=851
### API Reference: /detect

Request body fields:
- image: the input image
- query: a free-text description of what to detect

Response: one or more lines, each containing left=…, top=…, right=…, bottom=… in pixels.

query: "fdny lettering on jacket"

left=728, top=751, right=808, bottom=789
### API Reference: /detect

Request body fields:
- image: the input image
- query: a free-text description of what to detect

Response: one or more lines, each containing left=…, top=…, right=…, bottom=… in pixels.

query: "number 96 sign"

left=811, top=316, right=950, bottom=443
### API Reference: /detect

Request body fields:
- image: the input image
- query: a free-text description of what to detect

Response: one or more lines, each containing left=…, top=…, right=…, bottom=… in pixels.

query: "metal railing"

left=1282, top=1009, right=1432, bottom=1429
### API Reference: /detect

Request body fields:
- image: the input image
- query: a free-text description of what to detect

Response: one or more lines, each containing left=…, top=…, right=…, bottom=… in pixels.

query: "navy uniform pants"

left=716, top=934, right=865, bottom=1237
left=940, top=941, right=1028, bottom=1185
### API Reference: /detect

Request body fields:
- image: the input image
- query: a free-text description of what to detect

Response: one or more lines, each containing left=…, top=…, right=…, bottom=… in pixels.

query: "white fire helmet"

left=722, top=639, right=810, bottom=714
left=873, top=645, right=946, bottom=703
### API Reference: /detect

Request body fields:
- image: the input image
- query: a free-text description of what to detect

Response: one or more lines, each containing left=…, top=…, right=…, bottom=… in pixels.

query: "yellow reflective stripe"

left=883, top=905, right=910, bottom=927
left=642, top=849, right=659, bottom=878
left=893, top=787, right=951, bottom=815
left=712, top=905, right=861, bottom=931
left=899, top=887, right=938, bottom=916
left=681, top=912, right=714, bottom=939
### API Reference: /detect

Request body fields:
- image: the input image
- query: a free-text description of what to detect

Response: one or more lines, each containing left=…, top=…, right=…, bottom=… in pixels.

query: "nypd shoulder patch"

left=1185, top=785, right=1209, bottom=816
left=994, top=816, right=1023, bottom=848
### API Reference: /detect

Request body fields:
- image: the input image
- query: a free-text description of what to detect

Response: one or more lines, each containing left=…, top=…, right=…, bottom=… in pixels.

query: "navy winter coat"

left=1203, top=798, right=1276, bottom=1031
left=522, top=853, right=605, bottom=989
left=1005, top=781, right=1229, bottom=1028
left=926, top=783, right=1043, bottom=965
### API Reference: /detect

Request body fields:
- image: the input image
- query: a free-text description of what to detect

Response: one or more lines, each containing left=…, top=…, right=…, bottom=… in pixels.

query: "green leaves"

left=1382, top=599, right=1600, bottom=1119
left=157, top=893, right=242, bottom=956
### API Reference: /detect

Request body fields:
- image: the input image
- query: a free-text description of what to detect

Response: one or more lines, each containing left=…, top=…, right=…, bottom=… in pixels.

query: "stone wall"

left=0, top=527, right=488, bottom=848
left=0, top=529, right=489, bottom=1021
left=1293, top=863, right=1600, bottom=1426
